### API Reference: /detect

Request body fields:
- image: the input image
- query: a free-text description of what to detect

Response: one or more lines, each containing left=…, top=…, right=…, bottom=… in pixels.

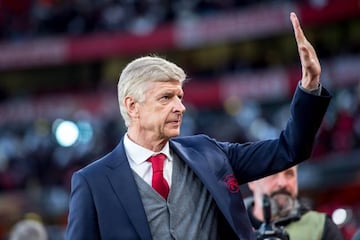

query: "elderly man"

left=66, top=12, right=331, bottom=239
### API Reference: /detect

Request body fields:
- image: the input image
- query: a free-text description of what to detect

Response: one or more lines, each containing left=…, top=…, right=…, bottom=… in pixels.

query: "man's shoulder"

left=172, top=133, right=210, bottom=141
left=171, top=134, right=218, bottom=146
left=301, top=210, right=326, bottom=222
left=74, top=154, right=110, bottom=177
left=170, top=134, right=224, bottom=151
left=75, top=142, right=125, bottom=176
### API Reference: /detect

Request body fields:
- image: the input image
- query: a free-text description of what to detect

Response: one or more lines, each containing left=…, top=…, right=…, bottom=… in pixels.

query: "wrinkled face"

left=249, top=167, right=298, bottom=218
left=135, top=80, right=185, bottom=140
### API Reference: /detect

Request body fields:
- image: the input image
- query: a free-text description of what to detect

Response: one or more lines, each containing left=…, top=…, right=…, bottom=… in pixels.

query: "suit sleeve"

left=65, top=171, right=101, bottom=240
left=217, top=85, right=331, bottom=183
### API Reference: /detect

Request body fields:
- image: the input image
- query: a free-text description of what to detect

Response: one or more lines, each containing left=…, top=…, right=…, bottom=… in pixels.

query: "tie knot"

left=148, top=153, right=166, bottom=172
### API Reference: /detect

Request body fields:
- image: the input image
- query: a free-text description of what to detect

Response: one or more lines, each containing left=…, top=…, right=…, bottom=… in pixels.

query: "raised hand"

left=290, top=12, right=321, bottom=90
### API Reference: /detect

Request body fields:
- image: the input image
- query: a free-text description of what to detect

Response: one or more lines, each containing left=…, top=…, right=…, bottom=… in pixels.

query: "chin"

left=166, top=129, right=180, bottom=138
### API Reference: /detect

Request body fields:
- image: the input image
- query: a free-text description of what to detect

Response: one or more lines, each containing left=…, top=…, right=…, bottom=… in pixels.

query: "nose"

left=276, top=175, right=287, bottom=188
left=173, top=98, right=186, bottom=113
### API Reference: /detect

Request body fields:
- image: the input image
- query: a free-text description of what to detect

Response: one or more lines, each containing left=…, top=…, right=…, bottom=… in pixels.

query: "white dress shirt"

left=123, top=133, right=173, bottom=186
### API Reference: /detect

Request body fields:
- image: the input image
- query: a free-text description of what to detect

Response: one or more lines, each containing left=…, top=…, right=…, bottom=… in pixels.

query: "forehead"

left=146, top=80, right=183, bottom=92
left=259, top=167, right=297, bottom=182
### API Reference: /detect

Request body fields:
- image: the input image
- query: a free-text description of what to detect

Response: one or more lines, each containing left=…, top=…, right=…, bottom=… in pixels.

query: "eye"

left=285, top=171, right=295, bottom=178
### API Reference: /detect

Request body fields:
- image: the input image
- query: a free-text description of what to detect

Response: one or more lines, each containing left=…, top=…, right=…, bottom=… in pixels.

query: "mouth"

left=270, top=190, right=292, bottom=198
left=167, top=119, right=182, bottom=127
left=270, top=192, right=295, bottom=218
left=169, top=120, right=181, bottom=125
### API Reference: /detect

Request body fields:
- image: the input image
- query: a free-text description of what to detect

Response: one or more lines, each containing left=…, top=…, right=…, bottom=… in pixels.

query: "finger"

left=299, top=45, right=312, bottom=67
left=290, top=12, right=306, bottom=45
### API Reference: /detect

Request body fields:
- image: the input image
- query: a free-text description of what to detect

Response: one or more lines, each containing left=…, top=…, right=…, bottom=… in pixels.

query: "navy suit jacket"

left=65, top=86, right=331, bottom=240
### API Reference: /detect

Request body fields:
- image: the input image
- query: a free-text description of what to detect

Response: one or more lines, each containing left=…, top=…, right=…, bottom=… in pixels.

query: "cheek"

left=140, top=105, right=158, bottom=117
left=261, top=180, right=275, bottom=189
left=291, top=181, right=298, bottom=193
left=140, top=108, right=166, bottom=126
left=256, top=181, right=273, bottom=194
left=138, top=107, right=156, bottom=124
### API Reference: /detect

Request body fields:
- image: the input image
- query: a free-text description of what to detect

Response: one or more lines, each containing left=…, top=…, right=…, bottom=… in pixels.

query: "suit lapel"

left=170, top=140, right=245, bottom=237
left=105, top=141, right=152, bottom=239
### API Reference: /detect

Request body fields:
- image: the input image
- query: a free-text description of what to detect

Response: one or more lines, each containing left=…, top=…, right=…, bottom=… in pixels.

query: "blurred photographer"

left=246, top=166, right=344, bottom=240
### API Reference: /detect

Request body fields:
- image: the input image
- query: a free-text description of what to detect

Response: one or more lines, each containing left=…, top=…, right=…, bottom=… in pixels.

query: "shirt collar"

left=124, top=133, right=172, bottom=165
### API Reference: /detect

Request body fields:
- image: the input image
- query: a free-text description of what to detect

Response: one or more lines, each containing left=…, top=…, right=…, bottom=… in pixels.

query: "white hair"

left=117, top=55, right=186, bottom=127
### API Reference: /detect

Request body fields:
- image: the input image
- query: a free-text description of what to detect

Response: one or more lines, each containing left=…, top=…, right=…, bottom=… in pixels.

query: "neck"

left=127, top=130, right=168, bottom=152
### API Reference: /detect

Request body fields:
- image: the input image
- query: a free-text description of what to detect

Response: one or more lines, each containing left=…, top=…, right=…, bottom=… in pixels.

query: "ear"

left=124, top=96, right=139, bottom=119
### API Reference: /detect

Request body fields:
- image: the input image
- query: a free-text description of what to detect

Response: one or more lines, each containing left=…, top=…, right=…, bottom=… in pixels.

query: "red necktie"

left=148, top=153, right=169, bottom=199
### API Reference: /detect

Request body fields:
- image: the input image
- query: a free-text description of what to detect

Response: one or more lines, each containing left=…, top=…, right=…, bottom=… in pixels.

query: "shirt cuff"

left=298, top=81, right=322, bottom=96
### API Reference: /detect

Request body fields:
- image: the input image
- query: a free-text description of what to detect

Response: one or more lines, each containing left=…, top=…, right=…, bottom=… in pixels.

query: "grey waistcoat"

left=133, top=152, right=219, bottom=240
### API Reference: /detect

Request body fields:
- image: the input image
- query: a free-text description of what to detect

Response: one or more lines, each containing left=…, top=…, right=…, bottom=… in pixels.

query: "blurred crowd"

left=0, top=0, right=320, bottom=41
left=313, top=86, right=360, bottom=157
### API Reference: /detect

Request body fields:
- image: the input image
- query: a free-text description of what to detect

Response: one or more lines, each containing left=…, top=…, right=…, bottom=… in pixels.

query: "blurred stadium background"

left=0, top=0, right=359, bottom=239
